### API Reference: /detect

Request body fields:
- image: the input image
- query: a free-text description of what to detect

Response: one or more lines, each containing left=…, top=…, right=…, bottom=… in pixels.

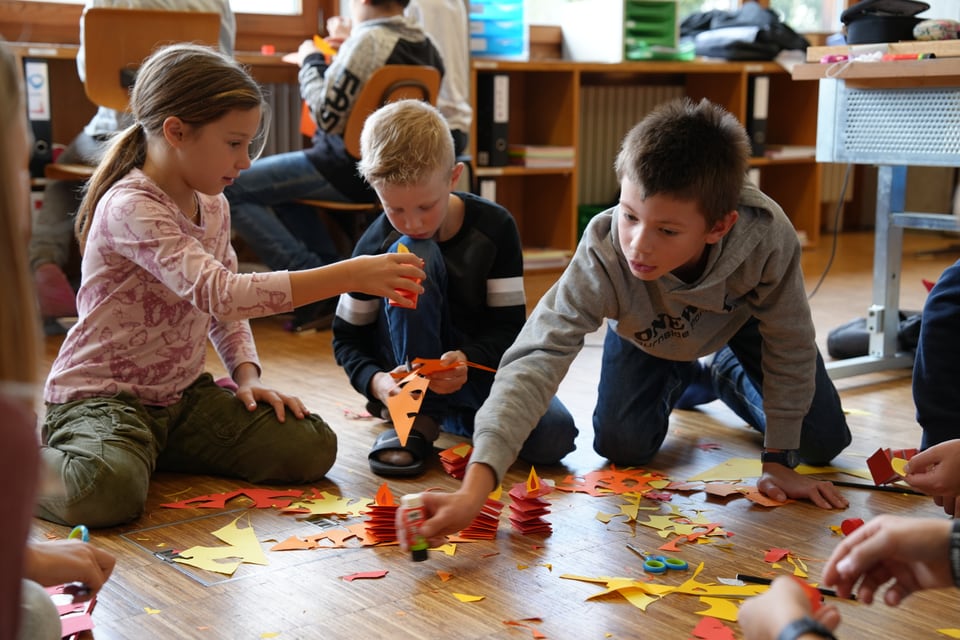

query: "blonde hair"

left=0, top=40, right=41, bottom=397
left=614, top=98, right=749, bottom=227
left=357, top=99, right=454, bottom=188
left=75, top=42, right=263, bottom=252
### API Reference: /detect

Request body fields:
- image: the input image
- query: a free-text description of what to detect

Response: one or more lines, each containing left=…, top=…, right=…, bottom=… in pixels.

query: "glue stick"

left=400, top=493, right=429, bottom=561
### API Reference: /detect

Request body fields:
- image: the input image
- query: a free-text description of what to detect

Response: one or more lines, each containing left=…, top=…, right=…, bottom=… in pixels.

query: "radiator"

left=260, top=82, right=304, bottom=157
left=578, top=84, right=684, bottom=205
left=579, top=85, right=850, bottom=206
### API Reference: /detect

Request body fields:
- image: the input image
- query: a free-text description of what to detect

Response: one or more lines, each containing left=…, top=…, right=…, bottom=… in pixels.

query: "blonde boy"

left=332, top=100, right=576, bottom=477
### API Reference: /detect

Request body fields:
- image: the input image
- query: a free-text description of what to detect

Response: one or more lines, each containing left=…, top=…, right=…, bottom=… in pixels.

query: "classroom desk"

left=8, top=42, right=297, bottom=150
left=794, top=57, right=960, bottom=379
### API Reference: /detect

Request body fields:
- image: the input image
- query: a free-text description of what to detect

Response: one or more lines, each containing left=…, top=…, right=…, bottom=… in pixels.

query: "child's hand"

left=370, top=370, right=403, bottom=407
left=739, top=576, right=841, bottom=640
left=396, top=487, right=486, bottom=549
left=233, top=363, right=307, bottom=422
left=346, top=253, right=425, bottom=307
left=758, top=464, right=848, bottom=510
left=426, top=350, right=468, bottom=395
left=325, top=16, right=351, bottom=48
left=904, top=440, right=960, bottom=515
left=292, top=38, right=319, bottom=66
left=822, top=515, right=953, bottom=604
left=25, top=540, right=116, bottom=598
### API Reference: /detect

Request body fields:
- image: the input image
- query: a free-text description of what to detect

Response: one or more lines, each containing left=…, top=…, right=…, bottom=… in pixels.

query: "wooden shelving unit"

left=470, top=58, right=823, bottom=303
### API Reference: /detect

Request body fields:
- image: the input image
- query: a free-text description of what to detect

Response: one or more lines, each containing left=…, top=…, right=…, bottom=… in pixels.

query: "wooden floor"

left=33, top=230, right=960, bottom=639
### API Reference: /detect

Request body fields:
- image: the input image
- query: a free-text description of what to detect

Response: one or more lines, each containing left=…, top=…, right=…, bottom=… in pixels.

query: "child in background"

left=37, top=43, right=425, bottom=529
left=0, top=40, right=115, bottom=640
left=406, top=98, right=853, bottom=544
left=326, top=0, right=472, bottom=156
left=332, top=100, right=577, bottom=477
left=31, top=0, right=237, bottom=325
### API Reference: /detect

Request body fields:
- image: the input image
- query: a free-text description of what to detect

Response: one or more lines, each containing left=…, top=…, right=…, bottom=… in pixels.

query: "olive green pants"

left=37, top=374, right=337, bottom=528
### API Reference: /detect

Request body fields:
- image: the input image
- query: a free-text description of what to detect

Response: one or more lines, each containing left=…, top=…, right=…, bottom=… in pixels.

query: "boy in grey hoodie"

left=406, top=98, right=853, bottom=544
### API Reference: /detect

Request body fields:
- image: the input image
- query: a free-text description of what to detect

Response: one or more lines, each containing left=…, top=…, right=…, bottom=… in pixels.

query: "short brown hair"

left=614, top=98, right=749, bottom=226
left=358, top=99, right=454, bottom=188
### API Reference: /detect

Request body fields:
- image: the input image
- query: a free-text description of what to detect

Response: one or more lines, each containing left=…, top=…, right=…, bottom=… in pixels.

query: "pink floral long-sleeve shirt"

left=45, top=169, right=294, bottom=407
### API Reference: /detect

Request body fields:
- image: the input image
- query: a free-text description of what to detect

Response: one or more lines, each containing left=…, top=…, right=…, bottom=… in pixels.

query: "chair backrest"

left=341, top=64, right=441, bottom=158
left=82, top=7, right=221, bottom=112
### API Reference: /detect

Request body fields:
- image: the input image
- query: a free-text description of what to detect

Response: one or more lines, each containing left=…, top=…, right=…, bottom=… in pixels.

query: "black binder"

left=746, top=74, right=769, bottom=158
left=23, top=58, right=54, bottom=178
left=476, top=73, right=509, bottom=167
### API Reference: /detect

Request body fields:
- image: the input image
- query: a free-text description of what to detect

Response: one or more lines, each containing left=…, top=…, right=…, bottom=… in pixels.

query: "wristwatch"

left=761, top=448, right=800, bottom=469
left=777, top=615, right=837, bottom=640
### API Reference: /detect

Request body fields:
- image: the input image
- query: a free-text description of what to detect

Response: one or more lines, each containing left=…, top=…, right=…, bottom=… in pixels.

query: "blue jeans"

left=593, top=318, right=850, bottom=466
left=376, top=236, right=578, bottom=464
left=225, top=151, right=345, bottom=271
left=914, top=259, right=960, bottom=449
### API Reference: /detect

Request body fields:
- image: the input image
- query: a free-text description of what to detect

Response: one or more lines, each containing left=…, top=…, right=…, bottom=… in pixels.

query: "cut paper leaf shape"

left=173, top=546, right=246, bottom=575
left=388, top=357, right=497, bottom=380
left=560, top=564, right=766, bottom=613
left=695, top=596, right=740, bottom=622
left=764, top=548, right=790, bottom=563
left=452, top=592, right=485, bottom=603
left=385, top=373, right=430, bottom=447
left=174, top=515, right=268, bottom=575
left=281, top=490, right=368, bottom=517
left=341, top=570, right=389, bottom=582
left=504, top=618, right=547, bottom=639
left=691, top=616, right=736, bottom=640
left=161, top=488, right=304, bottom=510
left=742, top=489, right=794, bottom=507
left=867, top=447, right=917, bottom=485
left=557, top=466, right=670, bottom=497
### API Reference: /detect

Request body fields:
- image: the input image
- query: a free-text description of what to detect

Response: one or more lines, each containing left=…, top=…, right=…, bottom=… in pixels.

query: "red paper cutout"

left=504, top=618, right=547, bottom=639
left=764, top=548, right=790, bottom=563
left=791, top=576, right=823, bottom=614
left=866, top=447, right=917, bottom=485
left=691, top=616, right=736, bottom=640
left=341, top=570, right=389, bottom=581
left=840, top=518, right=865, bottom=536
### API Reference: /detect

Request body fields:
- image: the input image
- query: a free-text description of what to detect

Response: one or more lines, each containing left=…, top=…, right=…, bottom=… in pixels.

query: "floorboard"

left=31, top=229, right=960, bottom=639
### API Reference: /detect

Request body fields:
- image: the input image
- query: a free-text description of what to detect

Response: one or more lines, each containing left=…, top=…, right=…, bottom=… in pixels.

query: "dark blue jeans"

left=225, top=151, right=344, bottom=271
left=914, top=259, right=960, bottom=449
left=377, top=236, right=578, bottom=464
left=593, top=318, right=850, bottom=466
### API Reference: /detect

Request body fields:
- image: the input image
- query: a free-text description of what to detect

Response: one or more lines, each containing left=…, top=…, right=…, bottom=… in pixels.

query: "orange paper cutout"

left=385, top=374, right=430, bottom=447
left=388, top=357, right=497, bottom=380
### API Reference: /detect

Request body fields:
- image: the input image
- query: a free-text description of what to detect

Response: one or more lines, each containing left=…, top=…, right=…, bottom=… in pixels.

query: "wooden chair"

left=297, top=64, right=441, bottom=251
left=45, top=8, right=221, bottom=181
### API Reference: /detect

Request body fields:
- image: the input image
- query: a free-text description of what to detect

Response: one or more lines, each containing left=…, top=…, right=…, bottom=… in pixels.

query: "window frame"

left=0, top=0, right=335, bottom=53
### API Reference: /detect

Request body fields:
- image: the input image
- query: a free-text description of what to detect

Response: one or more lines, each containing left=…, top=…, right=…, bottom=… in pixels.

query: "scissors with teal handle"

left=69, top=525, right=89, bottom=543
left=626, top=543, right=688, bottom=574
